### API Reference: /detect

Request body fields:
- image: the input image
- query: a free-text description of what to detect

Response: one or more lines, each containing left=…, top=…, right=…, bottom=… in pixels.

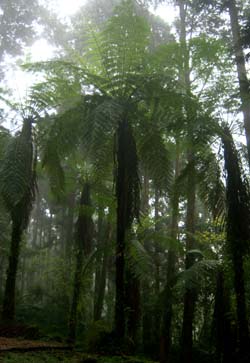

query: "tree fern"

left=176, top=258, right=219, bottom=293
left=1, top=117, right=36, bottom=321
left=0, top=118, right=35, bottom=219
left=196, top=147, right=225, bottom=222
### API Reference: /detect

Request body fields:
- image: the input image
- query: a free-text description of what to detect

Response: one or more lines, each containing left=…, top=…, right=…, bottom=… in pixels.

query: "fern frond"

left=0, top=118, right=36, bottom=229
left=84, top=0, right=150, bottom=97
left=176, top=258, right=219, bottom=292
left=137, top=118, right=173, bottom=191
left=38, top=103, right=84, bottom=198
left=83, top=98, right=123, bottom=182
left=197, top=148, right=225, bottom=221
left=0, top=119, right=34, bottom=211
left=41, top=140, right=65, bottom=200
left=126, top=237, right=153, bottom=280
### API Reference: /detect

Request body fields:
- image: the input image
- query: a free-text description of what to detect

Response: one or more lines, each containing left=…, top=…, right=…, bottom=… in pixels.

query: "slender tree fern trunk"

left=31, top=194, right=40, bottom=247
left=160, top=144, right=180, bottom=363
left=94, top=208, right=104, bottom=321
left=1, top=118, right=35, bottom=323
left=64, top=192, right=76, bottom=260
left=93, top=244, right=109, bottom=321
left=228, top=0, right=250, bottom=168
left=68, top=182, right=92, bottom=344
left=233, top=253, right=249, bottom=354
left=94, top=222, right=111, bottom=321
left=153, top=188, right=161, bottom=350
left=141, top=171, right=154, bottom=355
left=154, top=188, right=161, bottom=294
left=213, top=269, right=236, bottom=363
left=115, top=119, right=128, bottom=340
left=125, top=268, right=141, bottom=352
left=2, top=220, right=22, bottom=322
left=68, top=247, right=84, bottom=344
left=115, top=170, right=126, bottom=340
left=180, top=157, right=196, bottom=363
left=115, top=118, right=140, bottom=342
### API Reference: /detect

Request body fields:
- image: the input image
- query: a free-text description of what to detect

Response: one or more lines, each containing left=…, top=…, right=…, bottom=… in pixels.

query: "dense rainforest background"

left=1, top=0, right=250, bottom=362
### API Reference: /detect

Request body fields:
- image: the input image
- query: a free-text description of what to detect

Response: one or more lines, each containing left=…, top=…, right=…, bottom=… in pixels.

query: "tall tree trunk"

left=68, top=182, right=92, bottom=344
left=141, top=171, right=154, bottom=355
left=64, top=192, right=76, bottom=260
left=94, top=222, right=111, bottom=321
left=2, top=221, right=22, bottom=322
left=160, top=144, right=180, bottom=363
left=31, top=193, right=40, bottom=247
left=115, top=118, right=140, bottom=341
left=125, top=269, right=141, bottom=352
left=222, top=126, right=250, bottom=356
left=180, top=157, right=196, bottom=363
left=93, top=209, right=104, bottom=321
left=154, top=188, right=161, bottom=295
left=213, top=269, right=236, bottom=363
left=228, top=0, right=250, bottom=168
left=178, top=2, right=197, bottom=362
left=1, top=118, right=34, bottom=323
left=233, top=253, right=249, bottom=354
left=153, top=188, right=161, bottom=351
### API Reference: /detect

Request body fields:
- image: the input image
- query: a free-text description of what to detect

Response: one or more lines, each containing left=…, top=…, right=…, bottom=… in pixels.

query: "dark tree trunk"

left=233, top=253, right=249, bottom=354
left=2, top=221, right=22, bottom=322
left=160, top=145, right=180, bottom=363
left=125, top=269, right=141, bottom=351
left=64, top=193, right=76, bottom=260
left=228, top=0, right=250, bottom=168
left=213, top=269, right=236, bottom=363
left=93, top=208, right=104, bottom=321
left=153, top=188, right=161, bottom=350
left=31, top=193, right=40, bottom=247
left=141, top=171, right=154, bottom=356
left=115, top=118, right=140, bottom=341
left=180, top=156, right=196, bottom=363
left=68, top=182, right=92, bottom=344
left=154, top=188, right=161, bottom=295
left=222, top=126, right=250, bottom=356
left=178, top=2, right=197, bottom=361
left=94, top=223, right=111, bottom=321
left=68, top=246, right=84, bottom=344
left=2, top=118, right=34, bottom=323
left=115, top=168, right=126, bottom=340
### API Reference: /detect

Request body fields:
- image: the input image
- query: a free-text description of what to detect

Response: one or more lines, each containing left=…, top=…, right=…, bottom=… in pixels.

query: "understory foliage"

left=1, top=1, right=250, bottom=363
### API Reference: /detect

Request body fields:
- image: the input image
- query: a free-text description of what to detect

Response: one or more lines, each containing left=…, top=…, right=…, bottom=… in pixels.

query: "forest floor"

left=0, top=338, right=156, bottom=363
left=0, top=351, right=156, bottom=363
left=0, top=337, right=68, bottom=351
